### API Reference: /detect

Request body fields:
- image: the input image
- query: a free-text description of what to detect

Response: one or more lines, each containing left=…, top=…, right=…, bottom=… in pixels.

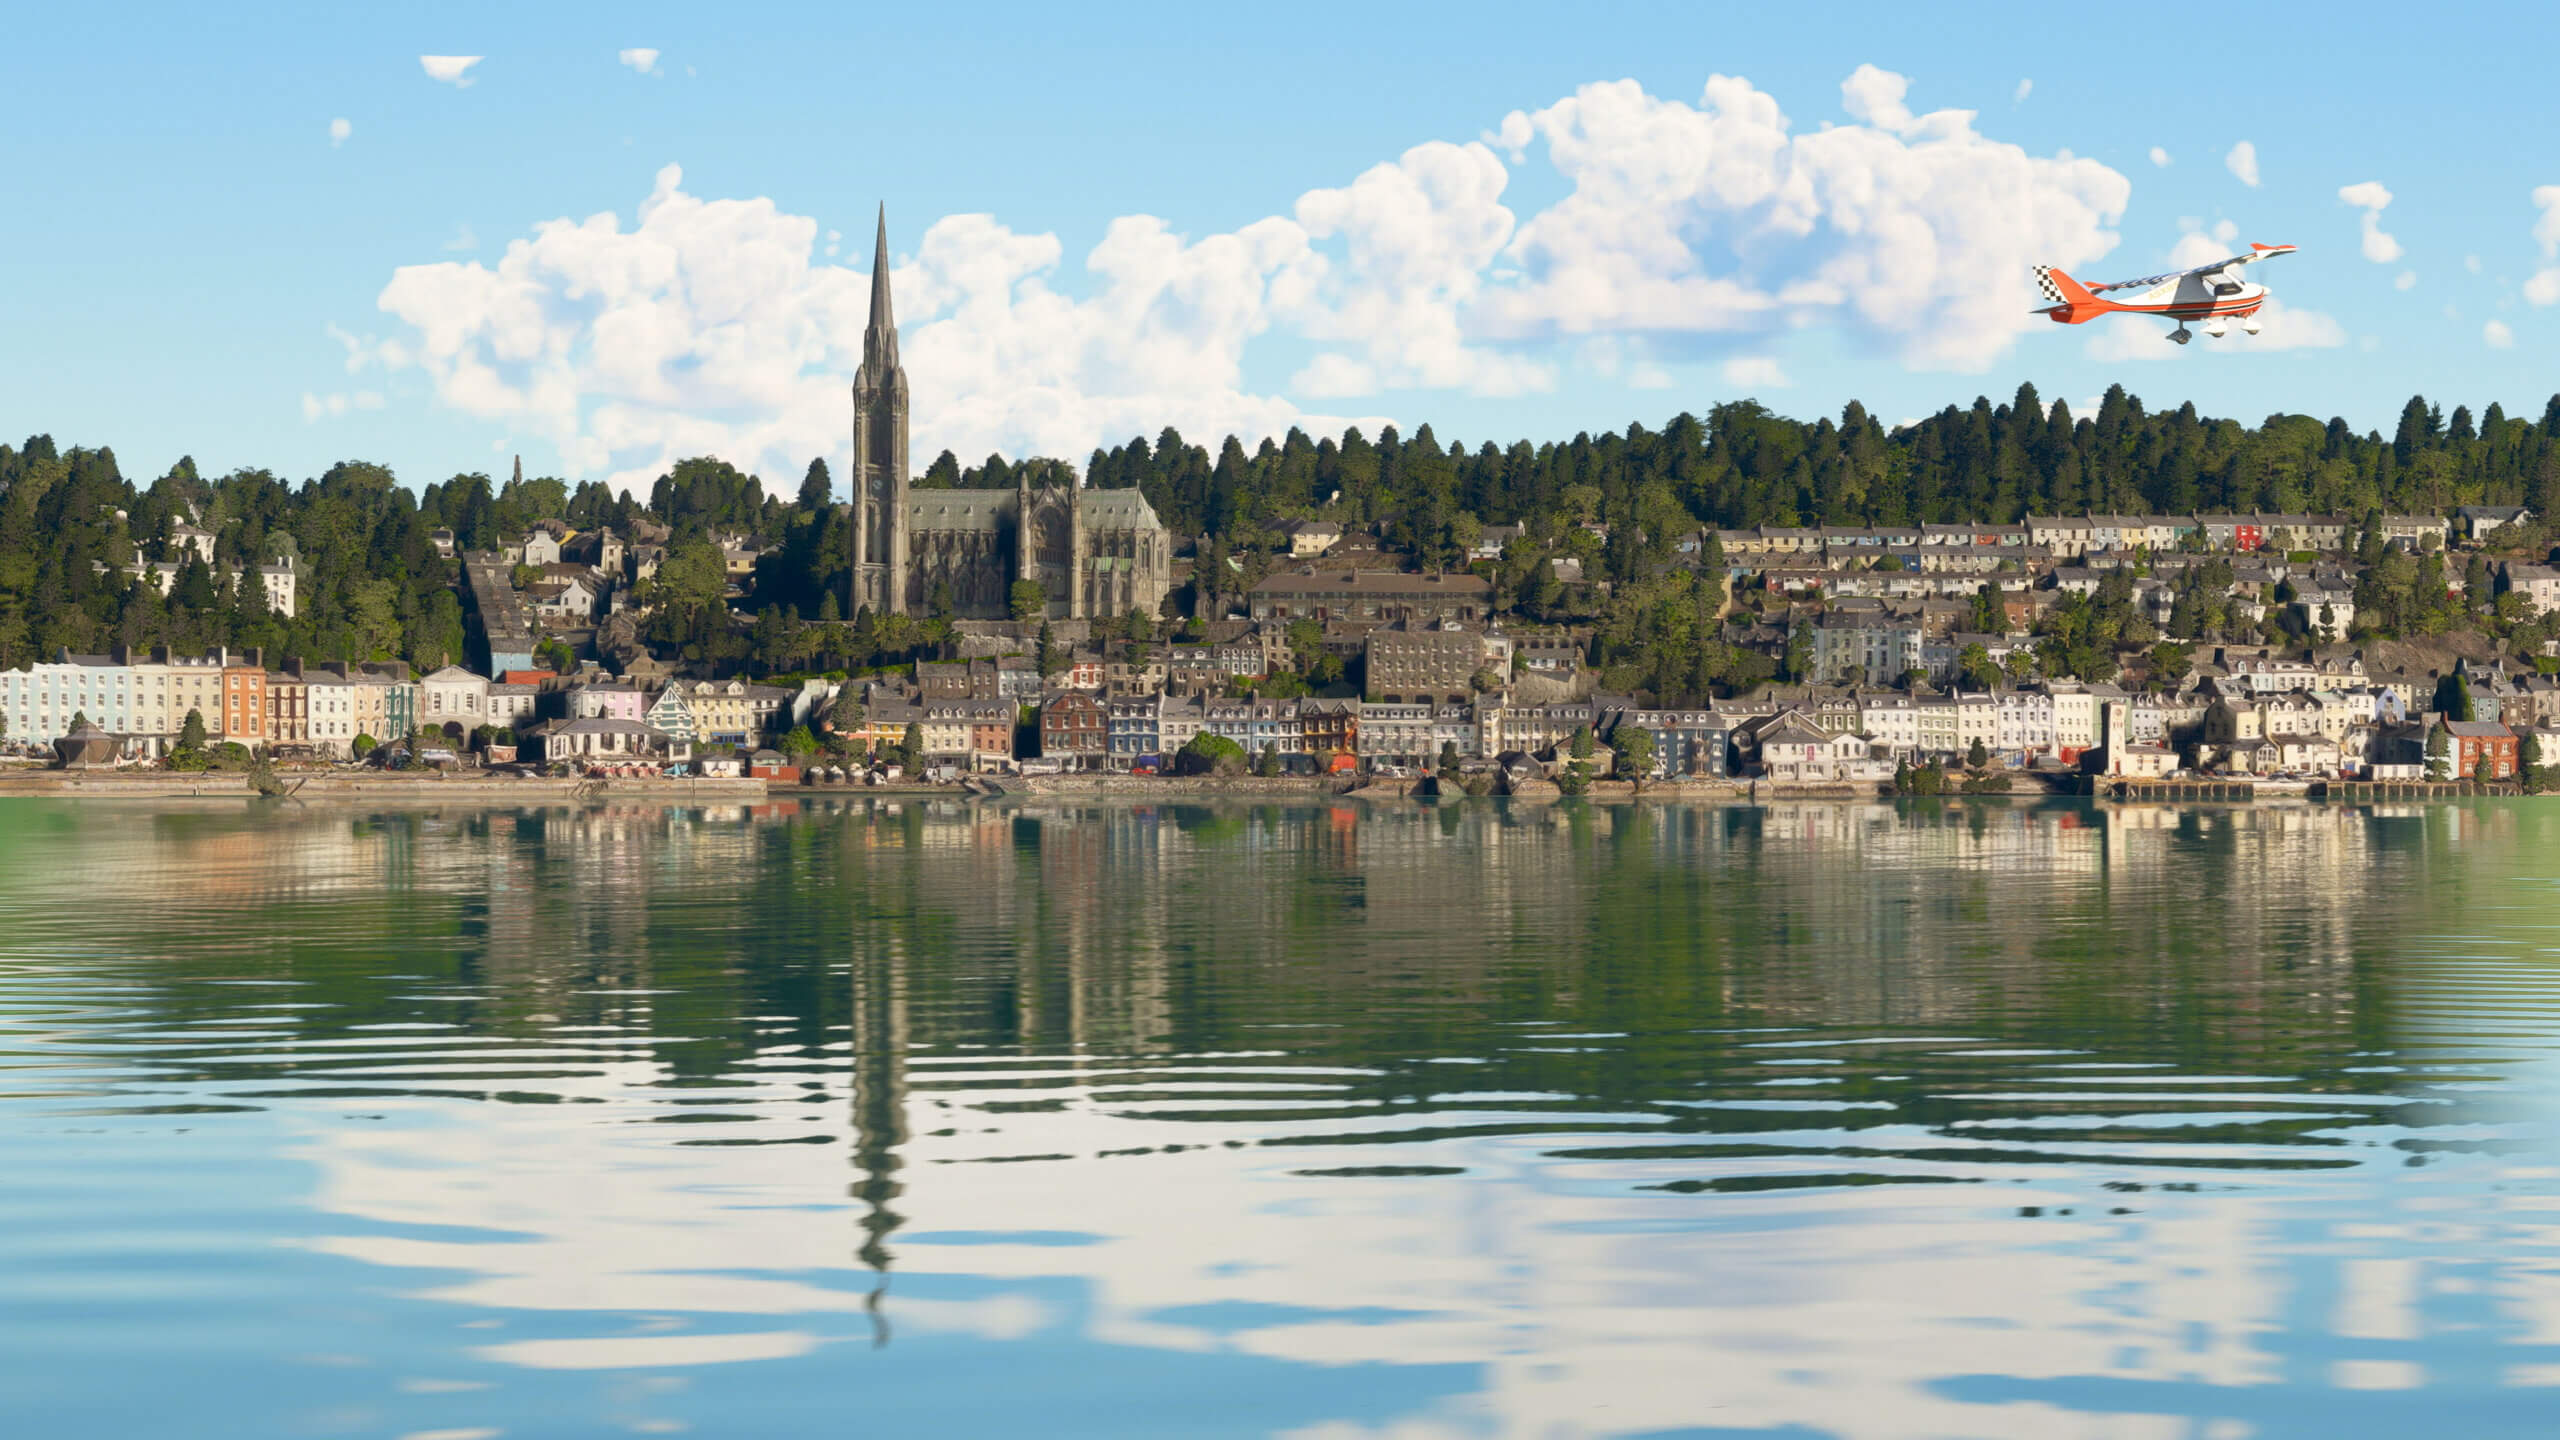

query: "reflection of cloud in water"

left=474, top=1330, right=824, bottom=1371
left=290, top=1061, right=2336, bottom=1438
left=17, top=795, right=2560, bottom=1436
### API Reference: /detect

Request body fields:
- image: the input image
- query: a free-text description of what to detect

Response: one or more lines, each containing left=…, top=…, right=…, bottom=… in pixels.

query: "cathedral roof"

left=1080, top=487, right=1161, bottom=529
left=906, top=496, right=1008, bottom=532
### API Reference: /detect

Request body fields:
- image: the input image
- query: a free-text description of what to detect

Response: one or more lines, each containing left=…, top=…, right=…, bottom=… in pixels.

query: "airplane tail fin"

left=2032, top=264, right=2109, bottom=323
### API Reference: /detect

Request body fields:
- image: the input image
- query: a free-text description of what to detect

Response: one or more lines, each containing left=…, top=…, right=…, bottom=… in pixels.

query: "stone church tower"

left=849, top=207, right=910, bottom=615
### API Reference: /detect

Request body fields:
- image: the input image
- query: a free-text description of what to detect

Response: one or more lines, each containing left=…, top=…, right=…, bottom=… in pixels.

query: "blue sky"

left=5, top=1, right=2557, bottom=495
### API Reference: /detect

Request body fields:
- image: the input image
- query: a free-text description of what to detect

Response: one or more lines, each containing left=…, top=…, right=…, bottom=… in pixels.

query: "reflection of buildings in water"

left=23, top=796, right=2469, bottom=1076
left=835, top=799, right=2425, bottom=1063
left=125, top=794, right=2546, bottom=1438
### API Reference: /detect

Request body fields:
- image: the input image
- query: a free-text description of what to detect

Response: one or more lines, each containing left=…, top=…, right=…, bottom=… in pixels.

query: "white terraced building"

left=0, top=648, right=235, bottom=750
left=0, top=654, right=144, bottom=744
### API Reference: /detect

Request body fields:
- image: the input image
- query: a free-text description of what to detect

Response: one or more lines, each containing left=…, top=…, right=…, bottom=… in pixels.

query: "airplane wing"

left=2086, top=243, right=2296, bottom=294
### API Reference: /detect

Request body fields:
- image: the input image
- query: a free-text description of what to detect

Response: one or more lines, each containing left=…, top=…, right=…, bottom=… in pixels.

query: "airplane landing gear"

left=2169, top=326, right=2193, bottom=345
left=2203, top=319, right=2229, bottom=339
left=2241, top=316, right=2262, bottom=335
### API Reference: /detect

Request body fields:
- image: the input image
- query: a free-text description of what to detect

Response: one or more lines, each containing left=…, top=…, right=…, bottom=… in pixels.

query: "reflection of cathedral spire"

left=850, top=944, right=909, bottom=1345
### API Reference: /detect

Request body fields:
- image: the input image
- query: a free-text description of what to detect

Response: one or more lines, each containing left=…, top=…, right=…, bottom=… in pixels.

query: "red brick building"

left=1039, top=692, right=1107, bottom=769
left=2443, top=720, right=2519, bottom=778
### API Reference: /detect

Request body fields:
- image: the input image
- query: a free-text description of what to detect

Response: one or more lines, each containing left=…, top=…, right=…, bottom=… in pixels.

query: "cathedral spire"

left=865, top=205, right=898, bottom=368
left=852, top=204, right=910, bottom=615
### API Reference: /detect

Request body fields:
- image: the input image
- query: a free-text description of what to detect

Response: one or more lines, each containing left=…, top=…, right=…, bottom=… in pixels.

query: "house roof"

left=1252, top=568, right=1491, bottom=597
left=547, top=716, right=673, bottom=738
left=1760, top=714, right=1832, bottom=747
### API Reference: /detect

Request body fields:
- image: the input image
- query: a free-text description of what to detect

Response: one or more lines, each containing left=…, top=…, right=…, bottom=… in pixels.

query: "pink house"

left=567, top=683, right=647, bottom=722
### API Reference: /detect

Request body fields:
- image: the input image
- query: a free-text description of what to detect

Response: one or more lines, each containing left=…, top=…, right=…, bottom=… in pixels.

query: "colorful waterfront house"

left=0, top=650, right=141, bottom=745
left=965, top=700, right=1015, bottom=768
left=2111, top=743, right=2178, bottom=778
left=1106, top=694, right=1161, bottom=768
left=486, top=682, right=541, bottom=731
left=2442, top=720, right=2519, bottom=778
left=220, top=651, right=268, bottom=747
left=1618, top=708, right=1733, bottom=778
left=263, top=667, right=308, bottom=751
left=419, top=665, right=491, bottom=734
left=684, top=678, right=792, bottom=747
left=645, top=686, right=696, bottom=744
left=1297, top=696, right=1358, bottom=762
left=530, top=715, right=687, bottom=768
left=859, top=691, right=920, bottom=754
left=374, top=666, right=418, bottom=741
left=1038, top=691, right=1107, bottom=768
left=569, top=682, right=647, bottom=723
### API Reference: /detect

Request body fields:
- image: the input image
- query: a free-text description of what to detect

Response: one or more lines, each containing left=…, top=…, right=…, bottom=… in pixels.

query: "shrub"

left=1176, top=733, right=1247, bottom=776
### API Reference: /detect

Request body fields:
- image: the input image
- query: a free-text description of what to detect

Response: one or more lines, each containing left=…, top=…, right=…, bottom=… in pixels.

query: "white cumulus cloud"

left=364, top=68, right=2135, bottom=488
left=2149, top=147, right=2171, bottom=168
left=2013, top=78, right=2032, bottom=103
left=302, top=390, right=385, bottom=422
left=2485, top=319, right=2516, bottom=349
left=1839, top=64, right=1919, bottom=132
left=373, top=164, right=1363, bottom=492
left=2395, top=270, right=2416, bottom=291
left=618, top=48, right=660, bottom=75
left=420, top=56, right=483, bottom=87
left=2527, top=185, right=2560, bottom=306
left=1478, top=69, right=2130, bottom=369
left=1721, top=356, right=1790, bottom=389
left=1291, top=139, right=1552, bottom=397
left=2225, top=141, right=2259, bottom=188
left=2336, top=181, right=2402, bottom=264
left=328, top=117, right=351, bottom=147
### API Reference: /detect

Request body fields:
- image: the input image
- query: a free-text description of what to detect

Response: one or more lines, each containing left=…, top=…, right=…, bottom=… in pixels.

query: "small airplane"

left=2033, top=243, right=2297, bottom=345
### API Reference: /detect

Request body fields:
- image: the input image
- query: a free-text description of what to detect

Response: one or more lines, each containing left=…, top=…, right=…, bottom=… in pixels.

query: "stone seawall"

left=1009, top=774, right=1760, bottom=803
left=0, top=772, right=771, bottom=804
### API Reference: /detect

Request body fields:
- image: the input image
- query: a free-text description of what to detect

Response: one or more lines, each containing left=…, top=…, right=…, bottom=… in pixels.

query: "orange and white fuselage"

left=2033, top=243, right=2297, bottom=345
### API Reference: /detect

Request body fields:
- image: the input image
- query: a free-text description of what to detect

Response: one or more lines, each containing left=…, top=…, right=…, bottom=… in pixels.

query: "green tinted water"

left=3, top=796, right=2557, bottom=1437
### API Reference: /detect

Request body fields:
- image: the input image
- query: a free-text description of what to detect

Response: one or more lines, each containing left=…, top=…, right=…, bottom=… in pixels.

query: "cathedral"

left=849, top=210, right=1173, bottom=621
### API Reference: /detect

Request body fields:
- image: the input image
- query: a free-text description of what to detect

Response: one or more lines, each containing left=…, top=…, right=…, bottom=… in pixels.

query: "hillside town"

left=11, top=248, right=2560, bottom=794
left=8, top=497, right=2560, bottom=793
